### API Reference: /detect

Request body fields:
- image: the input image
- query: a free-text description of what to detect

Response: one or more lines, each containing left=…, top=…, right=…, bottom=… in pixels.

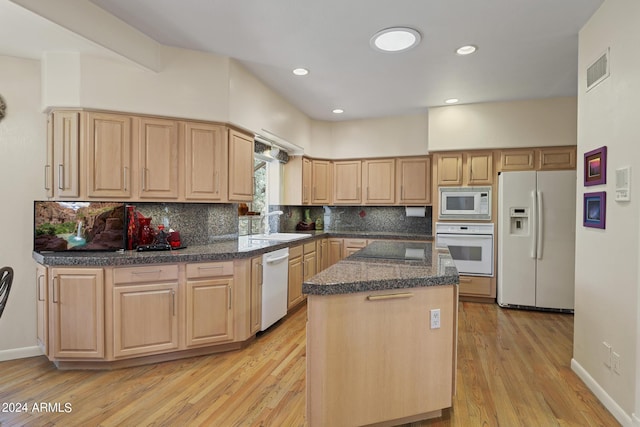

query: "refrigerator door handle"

left=530, top=190, right=537, bottom=259
left=537, top=191, right=544, bottom=259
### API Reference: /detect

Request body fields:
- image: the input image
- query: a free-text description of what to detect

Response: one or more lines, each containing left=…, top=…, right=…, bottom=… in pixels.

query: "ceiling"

left=2, top=0, right=603, bottom=122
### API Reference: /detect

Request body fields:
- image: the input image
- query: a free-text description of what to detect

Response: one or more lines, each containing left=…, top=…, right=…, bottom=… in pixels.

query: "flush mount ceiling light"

left=445, top=98, right=459, bottom=104
left=292, top=68, right=309, bottom=76
left=456, top=45, right=477, bottom=55
left=371, top=27, right=421, bottom=53
left=332, top=108, right=344, bottom=114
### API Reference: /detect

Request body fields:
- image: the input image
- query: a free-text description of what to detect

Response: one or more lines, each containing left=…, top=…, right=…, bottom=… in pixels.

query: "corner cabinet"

left=49, top=267, right=104, bottom=359
left=48, top=111, right=81, bottom=198
left=36, top=264, right=48, bottom=355
left=228, top=129, right=254, bottom=202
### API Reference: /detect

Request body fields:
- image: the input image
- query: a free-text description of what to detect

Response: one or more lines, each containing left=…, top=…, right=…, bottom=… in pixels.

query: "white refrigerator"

left=497, top=170, right=576, bottom=310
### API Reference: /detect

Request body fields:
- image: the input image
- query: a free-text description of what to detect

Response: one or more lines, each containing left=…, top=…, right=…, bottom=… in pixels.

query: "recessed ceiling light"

left=371, top=27, right=421, bottom=53
left=456, top=45, right=477, bottom=55
left=293, top=68, right=309, bottom=76
left=332, top=109, right=344, bottom=114
left=445, top=98, right=459, bottom=104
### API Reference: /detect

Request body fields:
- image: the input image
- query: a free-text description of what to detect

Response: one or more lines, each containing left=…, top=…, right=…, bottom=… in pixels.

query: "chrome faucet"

left=262, top=210, right=284, bottom=235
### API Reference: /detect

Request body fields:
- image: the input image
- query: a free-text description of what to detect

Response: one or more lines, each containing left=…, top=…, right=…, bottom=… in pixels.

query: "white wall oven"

left=435, top=222, right=494, bottom=276
left=439, top=186, right=491, bottom=220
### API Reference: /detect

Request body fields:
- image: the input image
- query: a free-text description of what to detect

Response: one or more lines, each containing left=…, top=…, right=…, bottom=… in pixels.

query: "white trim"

left=633, top=413, right=640, bottom=427
left=571, top=358, right=632, bottom=426
left=0, top=346, right=44, bottom=362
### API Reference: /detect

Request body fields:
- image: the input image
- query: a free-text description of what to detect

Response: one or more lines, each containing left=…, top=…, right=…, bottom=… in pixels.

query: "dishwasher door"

left=260, top=247, right=289, bottom=331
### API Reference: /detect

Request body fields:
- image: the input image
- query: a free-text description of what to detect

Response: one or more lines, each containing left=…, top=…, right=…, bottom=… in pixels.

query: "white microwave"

left=439, top=187, right=492, bottom=220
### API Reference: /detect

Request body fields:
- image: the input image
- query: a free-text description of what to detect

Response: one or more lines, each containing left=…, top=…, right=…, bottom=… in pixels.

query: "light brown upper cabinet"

left=363, top=158, right=395, bottom=204
left=184, top=122, right=228, bottom=201
left=139, top=117, right=179, bottom=199
left=228, top=129, right=255, bottom=202
left=86, top=112, right=132, bottom=198
left=48, top=111, right=81, bottom=198
left=437, top=151, right=493, bottom=186
left=498, top=146, right=576, bottom=172
left=500, top=149, right=536, bottom=171
left=311, top=159, right=333, bottom=205
left=396, top=157, right=431, bottom=205
left=437, top=153, right=463, bottom=186
left=466, top=151, right=494, bottom=185
left=537, top=146, right=576, bottom=170
left=334, top=160, right=362, bottom=204
left=302, top=157, right=312, bottom=205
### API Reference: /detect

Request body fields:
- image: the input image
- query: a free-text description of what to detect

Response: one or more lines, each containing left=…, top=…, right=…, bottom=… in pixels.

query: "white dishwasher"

left=260, top=247, right=289, bottom=331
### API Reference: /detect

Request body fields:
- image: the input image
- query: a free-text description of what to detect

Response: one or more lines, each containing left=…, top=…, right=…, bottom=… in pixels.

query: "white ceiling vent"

left=586, top=48, right=610, bottom=92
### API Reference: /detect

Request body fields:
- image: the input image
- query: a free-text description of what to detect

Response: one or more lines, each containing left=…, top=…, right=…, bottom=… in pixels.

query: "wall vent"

left=586, top=48, right=610, bottom=92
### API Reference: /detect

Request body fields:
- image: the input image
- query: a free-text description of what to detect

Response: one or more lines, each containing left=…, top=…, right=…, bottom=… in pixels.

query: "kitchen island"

left=304, top=241, right=459, bottom=427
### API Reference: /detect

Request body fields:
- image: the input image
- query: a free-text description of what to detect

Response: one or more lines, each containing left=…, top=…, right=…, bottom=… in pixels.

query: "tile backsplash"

left=276, top=205, right=432, bottom=235
left=131, top=203, right=237, bottom=246
left=127, top=203, right=432, bottom=247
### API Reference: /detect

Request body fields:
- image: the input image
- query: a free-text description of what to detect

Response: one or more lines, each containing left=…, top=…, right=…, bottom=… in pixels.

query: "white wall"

left=0, top=55, right=46, bottom=358
left=310, top=112, right=429, bottom=159
left=42, top=48, right=231, bottom=122
left=573, top=1, right=640, bottom=424
left=229, top=60, right=312, bottom=150
left=428, top=97, right=577, bottom=151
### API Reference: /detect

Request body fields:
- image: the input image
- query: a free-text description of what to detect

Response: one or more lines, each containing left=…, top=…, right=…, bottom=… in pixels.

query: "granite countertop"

left=33, top=231, right=432, bottom=266
left=302, top=240, right=459, bottom=296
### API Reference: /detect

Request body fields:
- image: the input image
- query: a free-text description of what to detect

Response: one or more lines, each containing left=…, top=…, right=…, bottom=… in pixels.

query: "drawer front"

left=458, top=275, right=492, bottom=296
left=303, top=241, right=316, bottom=254
left=114, top=265, right=179, bottom=284
left=289, top=244, right=303, bottom=258
left=186, top=261, right=234, bottom=279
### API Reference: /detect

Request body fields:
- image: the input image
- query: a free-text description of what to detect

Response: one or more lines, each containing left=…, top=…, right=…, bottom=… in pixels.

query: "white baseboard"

left=0, top=346, right=44, bottom=362
left=571, top=358, right=632, bottom=426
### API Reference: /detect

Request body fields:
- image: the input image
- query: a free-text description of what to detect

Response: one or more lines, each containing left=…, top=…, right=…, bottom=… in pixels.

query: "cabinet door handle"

left=215, top=171, right=219, bottom=194
left=258, top=262, right=263, bottom=285
left=37, top=274, right=45, bottom=302
left=198, top=265, right=223, bottom=271
left=171, top=290, right=176, bottom=316
left=44, top=165, right=51, bottom=190
left=366, top=292, right=413, bottom=301
left=58, top=164, right=64, bottom=190
left=123, top=167, right=128, bottom=191
left=141, top=168, right=147, bottom=191
left=228, top=285, right=232, bottom=310
left=132, top=270, right=162, bottom=275
left=401, top=185, right=404, bottom=200
left=53, top=276, right=59, bottom=303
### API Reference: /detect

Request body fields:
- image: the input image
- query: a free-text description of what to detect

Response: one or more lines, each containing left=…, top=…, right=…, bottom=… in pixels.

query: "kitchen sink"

left=249, top=233, right=312, bottom=242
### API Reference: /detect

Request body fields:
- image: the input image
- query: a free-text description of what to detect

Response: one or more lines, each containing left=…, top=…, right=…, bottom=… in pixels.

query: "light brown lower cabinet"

left=327, top=238, right=344, bottom=267
left=112, top=265, right=180, bottom=358
left=458, top=275, right=494, bottom=298
left=288, top=245, right=304, bottom=309
left=49, top=267, right=105, bottom=359
left=307, top=285, right=457, bottom=426
left=36, top=264, right=48, bottom=355
left=185, top=261, right=235, bottom=347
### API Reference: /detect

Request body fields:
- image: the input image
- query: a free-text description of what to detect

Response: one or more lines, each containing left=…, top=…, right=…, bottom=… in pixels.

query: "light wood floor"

left=0, top=302, right=619, bottom=427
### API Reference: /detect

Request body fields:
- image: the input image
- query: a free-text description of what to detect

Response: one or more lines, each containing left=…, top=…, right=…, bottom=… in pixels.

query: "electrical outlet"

left=430, top=309, right=441, bottom=329
left=602, top=342, right=612, bottom=368
left=612, top=352, right=621, bottom=375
